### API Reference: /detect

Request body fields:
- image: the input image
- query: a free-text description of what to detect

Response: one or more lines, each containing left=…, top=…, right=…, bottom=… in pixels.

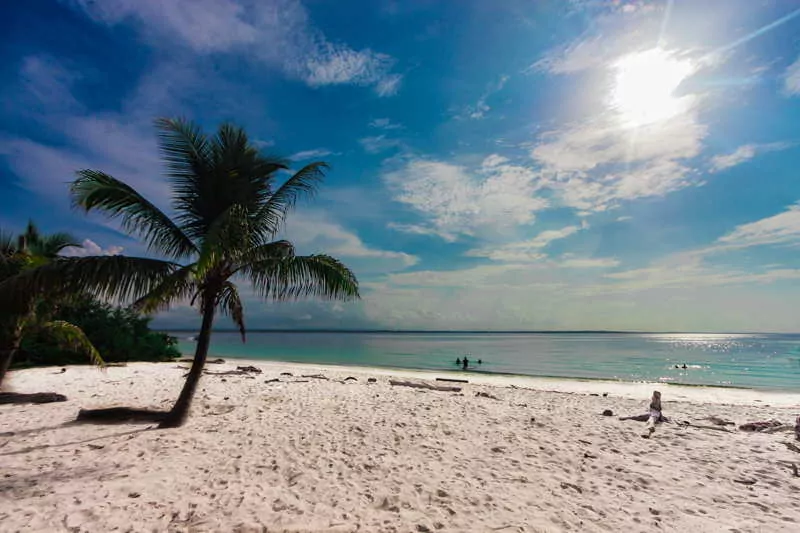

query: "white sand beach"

left=2, top=360, right=799, bottom=532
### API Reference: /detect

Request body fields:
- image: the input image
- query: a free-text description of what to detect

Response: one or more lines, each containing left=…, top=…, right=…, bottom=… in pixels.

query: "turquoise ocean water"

left=174, top=332, right=800, bottom=391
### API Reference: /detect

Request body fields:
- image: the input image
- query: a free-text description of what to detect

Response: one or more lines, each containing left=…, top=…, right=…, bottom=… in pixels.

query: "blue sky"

left=2, top=0, right=800, bottom=332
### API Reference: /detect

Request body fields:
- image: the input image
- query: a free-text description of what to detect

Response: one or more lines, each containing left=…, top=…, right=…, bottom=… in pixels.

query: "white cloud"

left=560, top=257, right=620, bottom=268
left=384, top=157, right=548, bottom=241
left=67, top=0, right=402, bottom=95
left=532, top=102, right=706, bottom=212
left=714, top=202, right=800, bottom=250
left=374, top=74, right=403, bottom=97
left=532, top=5, right=662, bottom=75
left=18, top=56, right=82, bottom=112
left=387, top=222, right=455, bottom=242
left=533, top=112, right=705, bottom=172
left=460, top=75, right=509, bottom=120
left=62, top=239, right=124, bottom=257
left=283, top=211, right=418, bottom=273
left=303, top=45, right=394, bottom=88
left=369, top=118, right=403, bottom=130
left=289, top=148, right=336, bottom=161
left=466, top=224, right=583, bottom=262
left=783, top=55, right=800, bottom=96
left=710, top=142, right=794, bottom=172
left=359, top=135, right=403, bottom=154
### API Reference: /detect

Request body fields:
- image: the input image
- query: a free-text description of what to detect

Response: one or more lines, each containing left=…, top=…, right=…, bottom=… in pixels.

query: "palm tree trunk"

left=158, top=298, right=216, bottom=428
left=0, top=318, right=25, bottom=390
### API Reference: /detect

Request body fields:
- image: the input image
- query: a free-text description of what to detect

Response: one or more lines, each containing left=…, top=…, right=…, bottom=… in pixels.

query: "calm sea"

left=173, top=332, right=800, bottom=391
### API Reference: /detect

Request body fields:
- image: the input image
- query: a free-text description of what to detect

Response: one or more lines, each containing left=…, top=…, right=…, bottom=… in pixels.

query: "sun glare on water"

left=611, top=48, right=696, bottom=128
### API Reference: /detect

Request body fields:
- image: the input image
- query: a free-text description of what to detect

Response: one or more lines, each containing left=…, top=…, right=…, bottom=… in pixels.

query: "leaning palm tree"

left=0, top=223, right=102, bottom=387
left=1, top=118, right=359, bottom=428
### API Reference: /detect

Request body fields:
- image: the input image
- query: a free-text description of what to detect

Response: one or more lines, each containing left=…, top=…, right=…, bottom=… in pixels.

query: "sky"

left=2, top=0, right=800, bottom=332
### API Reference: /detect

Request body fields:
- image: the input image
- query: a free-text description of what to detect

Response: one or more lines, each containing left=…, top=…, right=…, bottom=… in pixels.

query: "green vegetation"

left=0, top=118, right=360, bottom=428
left=16, top=295, right=179, bottom=368
left=0, top=222, right=102, bottom=386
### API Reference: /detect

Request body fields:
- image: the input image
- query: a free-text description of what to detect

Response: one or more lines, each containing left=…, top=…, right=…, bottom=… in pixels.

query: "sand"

left=1, top=360, right=799, bottom=533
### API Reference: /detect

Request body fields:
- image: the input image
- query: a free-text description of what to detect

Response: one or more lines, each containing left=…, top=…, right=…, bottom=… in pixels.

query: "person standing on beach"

left=462, top=357, right=469, bottom=370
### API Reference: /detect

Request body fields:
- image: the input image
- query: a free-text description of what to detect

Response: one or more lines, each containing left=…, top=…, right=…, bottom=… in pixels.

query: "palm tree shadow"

left=0, top=464, right=124, bottom=499
left=0, top=426, right=152, bottom=456
left=75, top=406, right=168, bottom=424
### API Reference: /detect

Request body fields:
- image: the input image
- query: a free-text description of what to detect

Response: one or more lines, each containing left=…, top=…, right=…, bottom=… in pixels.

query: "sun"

left=610, top=48, right=696, bottom=128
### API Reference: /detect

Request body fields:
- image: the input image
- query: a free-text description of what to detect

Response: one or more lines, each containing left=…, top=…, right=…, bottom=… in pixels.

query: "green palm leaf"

left=243, top=254, right=359, bottom=301
left=37, top=232, right=81, bottom=257
left=71, top=170, right=196, bottom=259
left=39, top=320, right=105, bottom=368
left=253, top=162, right=328, bottom=239
left=0, top=256, right=180, bottom=312
left=217, top=281, right=245, bottom=340
left=131, top=263, right=198, bottom=314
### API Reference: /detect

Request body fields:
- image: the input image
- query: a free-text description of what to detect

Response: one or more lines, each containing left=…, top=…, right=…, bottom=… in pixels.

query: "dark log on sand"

left=301, top=374, right=329, bottom=380
left=389, top=380, right=461, bottom=392
left=436, top=378, right=469, bottom=384
left=76, top=407, right=166, bottom=423
left=0, top=392, right=67, bottom=404
left=476, top=391, right=500, bottom=400
left=784, top=442, right=800, bottom=454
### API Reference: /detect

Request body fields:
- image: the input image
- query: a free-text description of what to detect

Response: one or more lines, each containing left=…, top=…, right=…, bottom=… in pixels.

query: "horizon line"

left=160, top=328, right=799, bottom=335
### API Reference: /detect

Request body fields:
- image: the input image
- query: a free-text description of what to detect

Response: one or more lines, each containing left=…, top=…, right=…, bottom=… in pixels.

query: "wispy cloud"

left=66, top=0, right=402, bottom=95
left=369, top=118, right=403, bottom=130
left=459, top=75, right=509, bottom=120
left=289, top=148, right=336, bottom=161
left=385, top=156, right=548, bottom=241
left=532, top=113, right=705, bottom=212
left=783, top=54, right=800, bottom=95
left=283, top=210, right=418, bottom=273
left=466, top=224, right=585, bottom=262
left=560, top=257, right=620, bottom=268
left=713, top=202, right=800, bottom=250
left=710, top=142, right=794, bottom=172
left=359, top=135, right=404, bottom=154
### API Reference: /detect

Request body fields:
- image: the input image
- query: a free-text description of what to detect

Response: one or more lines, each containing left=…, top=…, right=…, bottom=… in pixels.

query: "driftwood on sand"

left=0, top=392, right=67, bottom=405
left=739, top=420, right=783, bottom=432
left=436, top=377, right=469, bottom=384
left=204, top=365, right=263, bottom=376
left=389, top=380, right=462, bottom=392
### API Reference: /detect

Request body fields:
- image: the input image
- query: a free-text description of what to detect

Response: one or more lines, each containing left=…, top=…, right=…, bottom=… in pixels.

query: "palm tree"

left=0, top=222, right=102, bottom=387
left=0, top=118, right=360, bottom=428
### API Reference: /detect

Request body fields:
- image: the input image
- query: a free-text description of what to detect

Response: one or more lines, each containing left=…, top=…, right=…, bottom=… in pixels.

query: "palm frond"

left=71, top=170, right=197, bottom=259
left=194, top=204, right=250, bottom=278
left=217, top=281, right=245, bottom=341
left=234, top=240, right=295, bottom=268
left=243, top=254, right=359, bottom=302
left=34, top=232, right=81, bottom=258
left=39, top=320, right=105, bottom=368
left=155, top=117, right=215, bottom=238
left=253, top=162, right=329, bottom=239
left=131, top=263, right=198, bottom=314
left=0, top=256, right=180, bottom=312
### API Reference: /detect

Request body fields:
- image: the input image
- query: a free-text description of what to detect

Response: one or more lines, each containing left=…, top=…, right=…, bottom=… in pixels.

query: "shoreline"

left=201, top=356, right=800, bottom=407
